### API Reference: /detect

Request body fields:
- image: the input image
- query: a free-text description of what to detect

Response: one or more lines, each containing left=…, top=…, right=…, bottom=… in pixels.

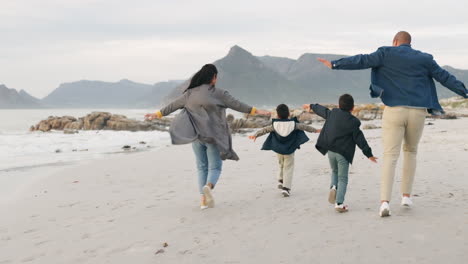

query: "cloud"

left=1, top=0, right=467, bottom=97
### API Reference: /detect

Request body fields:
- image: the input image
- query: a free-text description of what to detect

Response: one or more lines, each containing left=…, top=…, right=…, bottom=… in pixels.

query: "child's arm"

left=296, top=123, right=319, bottom=133
left=249, top=125, right=274, bottom=142
left=303, top=104, right=331, bottom=119
left=353, top=126, right=378, bottom=163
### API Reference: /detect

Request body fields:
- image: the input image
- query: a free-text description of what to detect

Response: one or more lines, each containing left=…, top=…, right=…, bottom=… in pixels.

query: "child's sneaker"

left=328, top=185, right=337, bottom=204
left=335, top=203, right=348, bottom=213
left=281, top=187, right=290, bottom=197
left=277, top=180, right=283, bottom=190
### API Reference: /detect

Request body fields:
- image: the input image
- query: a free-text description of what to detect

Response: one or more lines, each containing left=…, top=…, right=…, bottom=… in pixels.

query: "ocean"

left=0, top=109, right=170, bottom=172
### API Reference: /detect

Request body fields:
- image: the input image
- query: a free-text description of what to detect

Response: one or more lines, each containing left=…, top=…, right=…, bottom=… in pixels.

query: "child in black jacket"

left=303, top=94, right=378, bottom=212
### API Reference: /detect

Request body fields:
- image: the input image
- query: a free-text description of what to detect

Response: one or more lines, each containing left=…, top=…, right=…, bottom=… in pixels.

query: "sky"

left=1, top=0, right=468, bottom=98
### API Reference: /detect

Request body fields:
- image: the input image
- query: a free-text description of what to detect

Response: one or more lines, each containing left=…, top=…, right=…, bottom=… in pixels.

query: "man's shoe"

left=281, top=188, right=290, bottom=197
left=379, top=202, right=391, bottom=217
left=401, top=196, right=413, bottom=207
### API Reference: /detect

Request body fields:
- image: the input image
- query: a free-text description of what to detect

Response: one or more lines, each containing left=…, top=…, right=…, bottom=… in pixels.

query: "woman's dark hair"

left=276, top=104, right=290, bottom=119
left=187, top=64, right=218, bottom=89
left=339, top=94, right=354, bottom=112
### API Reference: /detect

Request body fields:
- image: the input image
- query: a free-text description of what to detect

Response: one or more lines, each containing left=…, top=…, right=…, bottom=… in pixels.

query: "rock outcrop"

left=31, top=112, right=171, bottom=132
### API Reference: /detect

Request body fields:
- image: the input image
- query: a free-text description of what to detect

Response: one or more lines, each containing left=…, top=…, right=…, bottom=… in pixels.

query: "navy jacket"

left=331, top=44, right=468, bottom=114
left=257, top=118, right=311, bottom=155
left=311, top=104, right=373, bottom=164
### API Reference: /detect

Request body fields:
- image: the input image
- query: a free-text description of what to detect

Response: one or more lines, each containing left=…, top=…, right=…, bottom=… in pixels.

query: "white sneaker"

left=401, top=196, right=413, bottom=207
left=379, top=202, right=391, bottom=217
left=202, top=185, right=215, bottom=208
left=200, top=205, right=208, bottom=210
left=328, top=185, right=337, bottom=204
left=335, top=203, right=348, bottom=213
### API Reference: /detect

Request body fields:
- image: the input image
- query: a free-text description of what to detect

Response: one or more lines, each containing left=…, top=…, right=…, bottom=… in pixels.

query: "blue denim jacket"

left=331, top=44, right=468, bottom=114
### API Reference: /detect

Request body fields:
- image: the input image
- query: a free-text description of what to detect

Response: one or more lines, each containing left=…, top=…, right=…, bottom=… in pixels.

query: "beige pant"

left=277, top=153, right=295, bottom=189
left=381, top=106, right=426, bottom=201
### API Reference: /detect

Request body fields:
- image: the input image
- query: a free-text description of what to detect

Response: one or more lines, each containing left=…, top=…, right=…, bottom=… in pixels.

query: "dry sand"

left=1, top=118, right=467, bottom=263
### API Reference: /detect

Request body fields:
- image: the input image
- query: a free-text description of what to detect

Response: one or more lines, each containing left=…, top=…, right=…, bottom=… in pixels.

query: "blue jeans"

left=192, top=141, right=223, bottom=194
left=328, top=151, right=350, bottom=205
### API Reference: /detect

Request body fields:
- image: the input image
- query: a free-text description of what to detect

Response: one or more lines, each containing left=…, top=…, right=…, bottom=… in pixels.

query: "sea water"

left=0, top=109, right=171, bottom=171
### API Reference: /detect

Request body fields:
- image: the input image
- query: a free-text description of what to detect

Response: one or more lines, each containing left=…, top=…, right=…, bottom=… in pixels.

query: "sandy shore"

left=1, top=118, right=467, bottom=264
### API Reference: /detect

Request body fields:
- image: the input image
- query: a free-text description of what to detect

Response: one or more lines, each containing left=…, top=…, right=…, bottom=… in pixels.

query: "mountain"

left=165, top=46, right=305, bottom=106
left=0, top=84, right=42, bottom=108
left=138, top=80, right=184, bottom=107
left=42, top=79, right=180, bottom=108
left=164, top=46, right=468, bottom=106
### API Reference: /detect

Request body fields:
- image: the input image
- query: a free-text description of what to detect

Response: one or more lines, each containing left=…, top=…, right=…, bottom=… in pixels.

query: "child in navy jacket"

left=249, top=104, right=318, bottom=197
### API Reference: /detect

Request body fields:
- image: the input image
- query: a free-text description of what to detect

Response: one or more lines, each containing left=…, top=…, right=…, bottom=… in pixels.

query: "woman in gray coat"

left=145, top=64, right=270, bottom=209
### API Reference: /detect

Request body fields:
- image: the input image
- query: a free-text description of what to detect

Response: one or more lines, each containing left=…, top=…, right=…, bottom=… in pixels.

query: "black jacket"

left=311, top=104, right=373, bottom=163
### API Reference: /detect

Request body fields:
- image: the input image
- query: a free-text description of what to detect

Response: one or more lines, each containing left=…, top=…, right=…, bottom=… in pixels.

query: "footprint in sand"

left=34, top=240, right=50, bottom=246
left=23, top=229, right=38, bottom=234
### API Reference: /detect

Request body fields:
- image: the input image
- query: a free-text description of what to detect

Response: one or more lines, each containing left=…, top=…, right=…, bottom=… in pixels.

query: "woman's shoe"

left=202, top=185, right=215, bottom=208
left=328, top=185, right=337, bottom=204
left=200, top=205, right=209, bottom=210
left=281, top=187, right=290, bottom=197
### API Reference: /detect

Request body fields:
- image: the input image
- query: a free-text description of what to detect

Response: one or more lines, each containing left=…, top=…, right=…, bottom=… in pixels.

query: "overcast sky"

left=1, top=0, right=468, bottom=98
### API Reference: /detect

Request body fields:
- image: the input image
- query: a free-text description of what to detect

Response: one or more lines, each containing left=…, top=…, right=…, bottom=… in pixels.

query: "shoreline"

left=1, top=118, right=467, bottom=263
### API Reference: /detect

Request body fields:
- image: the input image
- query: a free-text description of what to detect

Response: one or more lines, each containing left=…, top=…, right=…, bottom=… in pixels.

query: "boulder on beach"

left=30, top=112, right=171, bottom=132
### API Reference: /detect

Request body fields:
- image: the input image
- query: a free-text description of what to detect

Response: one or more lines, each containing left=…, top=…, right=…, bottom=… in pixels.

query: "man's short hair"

left=276, top=104, right=290, bottom=119
left=339, top=94, right=354, bottom=112
left=394, top=31, right=412, bottom=44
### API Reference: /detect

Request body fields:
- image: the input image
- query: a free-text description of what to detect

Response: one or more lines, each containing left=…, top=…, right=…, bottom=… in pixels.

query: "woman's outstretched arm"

left=145, top=94, right=187, bottom=120
left=219, top=89, right=270, bottom=116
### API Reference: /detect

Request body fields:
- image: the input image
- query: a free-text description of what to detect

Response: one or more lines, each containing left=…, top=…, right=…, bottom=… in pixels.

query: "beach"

left=1, top=118, right=467, bottom=264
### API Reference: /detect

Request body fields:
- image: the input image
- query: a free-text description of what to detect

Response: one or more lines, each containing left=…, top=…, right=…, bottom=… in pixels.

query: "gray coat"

left=160, top=84, right=254, bottom=161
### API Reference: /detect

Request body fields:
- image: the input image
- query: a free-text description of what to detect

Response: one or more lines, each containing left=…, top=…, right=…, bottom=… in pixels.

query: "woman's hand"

left=144, top=113, right=160, bottom=121
left=369, top=157, right=378, bottom=163
left=255, top=109, right=271, bottom=116
left=302, top=104, right=311, bottom=112
left=248, top=135, right=257, bottom=142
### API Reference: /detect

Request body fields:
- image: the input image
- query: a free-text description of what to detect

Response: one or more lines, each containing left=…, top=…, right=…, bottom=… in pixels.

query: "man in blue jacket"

left=318, top=31, right=468, bottom=217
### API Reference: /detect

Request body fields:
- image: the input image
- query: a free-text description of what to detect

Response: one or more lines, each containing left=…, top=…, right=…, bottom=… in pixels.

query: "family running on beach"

left=145, top=31, right=468, bottom=217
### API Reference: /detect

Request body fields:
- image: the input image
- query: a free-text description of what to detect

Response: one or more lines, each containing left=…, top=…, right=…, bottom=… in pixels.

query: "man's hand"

left=315, top=129, right=322, bottom=133
left=317, top=58, right=332, bottom=69
left=248, top=135, right=257, bottom=142
left=369, top=157, right=378, bottom=163
left=302, top=104, right=311, bottom=112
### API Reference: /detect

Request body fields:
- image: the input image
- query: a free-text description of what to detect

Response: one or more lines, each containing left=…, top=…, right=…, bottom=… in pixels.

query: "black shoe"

left=277, top=180, right=283, bottom=190
left=281, top=187, right=290, bottom=197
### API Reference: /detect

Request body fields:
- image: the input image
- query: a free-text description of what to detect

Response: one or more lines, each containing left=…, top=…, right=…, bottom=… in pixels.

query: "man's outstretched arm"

left=318, top=48, right=385, bottom=70
left=430, top=60, right=468, bottom=98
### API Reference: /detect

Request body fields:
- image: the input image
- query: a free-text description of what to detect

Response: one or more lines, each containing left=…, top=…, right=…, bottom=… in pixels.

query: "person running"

left=304, top=94, right=378, bottom=213
left=317, top=31, right=468, bottom=217
left=249, top=103, right=318, bottom=197
left=145, top=64, right=270, bottom=210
